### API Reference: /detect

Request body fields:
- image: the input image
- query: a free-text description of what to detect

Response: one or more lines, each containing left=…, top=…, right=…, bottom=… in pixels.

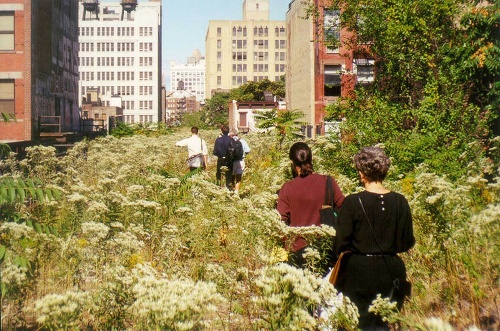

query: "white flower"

left=81, top=221, right=109, bottom=242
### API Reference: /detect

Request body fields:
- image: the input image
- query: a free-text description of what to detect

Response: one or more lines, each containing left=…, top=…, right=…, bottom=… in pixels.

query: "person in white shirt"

left=175, top=127, right=208, bottom=172
left=230, top=129, right=251, bottom=194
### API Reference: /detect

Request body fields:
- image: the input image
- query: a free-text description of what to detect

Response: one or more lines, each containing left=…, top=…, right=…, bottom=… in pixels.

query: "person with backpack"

left=229, top=129, right=250, bottom=195
left=175, top=126, right=208, bottom=172
left=213, top=125, right=233, bottom=188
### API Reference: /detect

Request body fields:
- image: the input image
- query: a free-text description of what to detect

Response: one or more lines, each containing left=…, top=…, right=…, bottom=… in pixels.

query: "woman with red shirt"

left=277, top=142, right=344, bottom=268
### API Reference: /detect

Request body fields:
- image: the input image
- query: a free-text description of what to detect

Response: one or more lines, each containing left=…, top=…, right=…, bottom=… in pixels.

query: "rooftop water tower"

left=121, top=0, right=138, bottom=20
left=82, top=0, right=99, bottom=20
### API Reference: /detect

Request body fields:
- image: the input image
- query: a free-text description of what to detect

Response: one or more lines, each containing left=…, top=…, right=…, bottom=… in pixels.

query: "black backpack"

left=225, top=139, right=244, bottom=168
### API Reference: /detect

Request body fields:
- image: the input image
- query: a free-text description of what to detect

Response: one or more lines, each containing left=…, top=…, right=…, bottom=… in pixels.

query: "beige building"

left=205, top=0, right=287, bottom=97
left=228, top=99, right=286, bottom=133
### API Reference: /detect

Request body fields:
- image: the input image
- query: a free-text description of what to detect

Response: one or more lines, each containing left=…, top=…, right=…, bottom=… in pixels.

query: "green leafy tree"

left=255, top=109, right=306, bottom=147
left=202, top=91, right=232, bottom=127
left=201, top=78, right=286, bottom=127
left=309, top=0, right=499, bottom=177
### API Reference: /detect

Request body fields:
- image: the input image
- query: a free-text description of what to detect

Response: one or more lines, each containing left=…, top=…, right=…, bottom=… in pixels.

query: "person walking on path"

left=213, top=125, right=233, bottom=188
left=277, top=142, right=344, bottom=268
left=229, top=129, right=251, bottom=195
left=334, top=146, right=415, bottom=330
left=175, top=127, right=208, bottom=172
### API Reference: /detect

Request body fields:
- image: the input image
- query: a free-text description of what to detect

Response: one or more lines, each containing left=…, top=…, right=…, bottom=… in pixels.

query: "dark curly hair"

left=289, top=142, right=313, bottom=177
left=354, top=146, right=391, bottom=182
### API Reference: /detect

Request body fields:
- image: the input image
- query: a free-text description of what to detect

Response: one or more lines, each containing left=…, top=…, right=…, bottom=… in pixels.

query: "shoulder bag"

left=319, top=175, right=340, bottom=228
left=329, top=250, right=351, bottom=286
left=186, top=138, right=206, bottom=169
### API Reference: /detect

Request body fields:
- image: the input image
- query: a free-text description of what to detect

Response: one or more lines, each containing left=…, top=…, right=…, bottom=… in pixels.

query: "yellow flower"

left=270, top=247, right=288, bottom=264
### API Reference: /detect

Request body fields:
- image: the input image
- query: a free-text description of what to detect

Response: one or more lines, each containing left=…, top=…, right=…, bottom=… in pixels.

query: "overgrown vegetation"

left=308, top=0, right=499, bottom=178
left=110, top=121, right=173, bottom=138
left=0, top=128, right=498, bottom=330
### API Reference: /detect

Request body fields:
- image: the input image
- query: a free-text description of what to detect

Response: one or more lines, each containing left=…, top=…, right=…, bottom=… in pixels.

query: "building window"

left=0, top=80, right=15, bottom=115
left=354, top=59, right=375, bottom=87
left=217, top=27, right=221, bottom=37
left=324, top=10, right=340, bottom=53
left=217, top=76, right=221, bottom=85
left=217, top=39, right=221, bottom=49
left=275, top=40, right=286, bottom=49
left=217, top=51, right=222, bottom=61
left=0, top=11, right=15, bottom=51
left=324, top=65, right=342, bottom=97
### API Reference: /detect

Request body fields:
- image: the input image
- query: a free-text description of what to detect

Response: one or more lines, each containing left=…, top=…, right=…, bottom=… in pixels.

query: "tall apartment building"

left=205, top=0, right=287, bottom=97
left=0, top=0, right=79, bottom=142
left=170, top=49, right=205, bottom=102
left=78, top=0, right=162, bottom=124
left=286, top=0, right=374, bottom=138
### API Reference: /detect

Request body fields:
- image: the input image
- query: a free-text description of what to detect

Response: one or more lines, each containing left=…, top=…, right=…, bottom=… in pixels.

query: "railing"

left=39, top=116, right=61, bottom=133
left=81, top=119, right=105, bottom=132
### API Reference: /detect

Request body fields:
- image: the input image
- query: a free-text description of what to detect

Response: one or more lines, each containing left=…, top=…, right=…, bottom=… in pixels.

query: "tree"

left=255, top=109, right=306, bottom=147
left=201, top=78, right=286, bottom=127
left=202, top=91, right=231, bottom=127
left=308, top=0, right=499, bottom=176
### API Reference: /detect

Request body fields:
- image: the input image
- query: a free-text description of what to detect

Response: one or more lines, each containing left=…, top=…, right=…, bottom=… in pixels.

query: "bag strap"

left=324, top=176, right=334, bottom=207
left=358, top=196, right=400, bottom=291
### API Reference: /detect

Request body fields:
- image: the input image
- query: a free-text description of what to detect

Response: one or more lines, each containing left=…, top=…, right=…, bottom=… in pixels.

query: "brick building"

left=0, top=0, right=80, bottom=142
left=286, top=0, right=373, bottom=138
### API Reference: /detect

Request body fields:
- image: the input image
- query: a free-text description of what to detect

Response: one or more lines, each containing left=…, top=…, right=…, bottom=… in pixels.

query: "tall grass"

left=0, top=129, right=498, bottom=330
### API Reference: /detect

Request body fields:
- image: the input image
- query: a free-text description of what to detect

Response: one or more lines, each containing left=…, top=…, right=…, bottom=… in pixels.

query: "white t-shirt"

left=175, top=135, right=208, bottom=159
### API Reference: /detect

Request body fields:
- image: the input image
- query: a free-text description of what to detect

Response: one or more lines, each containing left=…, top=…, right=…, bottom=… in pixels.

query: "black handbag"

left=319, top=176, right=339, bottom=228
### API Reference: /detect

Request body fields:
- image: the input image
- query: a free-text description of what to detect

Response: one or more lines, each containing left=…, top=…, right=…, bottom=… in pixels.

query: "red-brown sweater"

left=277, top=173, right=345, bottom=251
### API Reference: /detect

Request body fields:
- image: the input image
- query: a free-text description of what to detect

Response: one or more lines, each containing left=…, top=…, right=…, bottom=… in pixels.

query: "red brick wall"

left=0, top=0, right=30, bottom=141
left=313, top=1, right=370, bottom=134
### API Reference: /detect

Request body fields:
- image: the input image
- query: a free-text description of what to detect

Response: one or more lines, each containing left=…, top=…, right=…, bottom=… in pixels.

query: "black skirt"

left=335, top=254, right=410, bottom=330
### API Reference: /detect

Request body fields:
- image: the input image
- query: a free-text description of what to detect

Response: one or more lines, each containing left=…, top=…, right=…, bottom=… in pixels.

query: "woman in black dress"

left=335, top=147, right=415, bottom=330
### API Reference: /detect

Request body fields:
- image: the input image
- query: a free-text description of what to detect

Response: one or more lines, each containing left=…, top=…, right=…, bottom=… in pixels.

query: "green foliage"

left=1, top=112, right=15, bottom=123
left=255, top=109, right=306, bottom=146
left=111, top=121, right=173, bottom=138
left=201, top=91, right=231, bottom=127
left=201, top=78, right=286, bottom=127
left=111, top=121, right=137, bottom=138
left=323, top=88, right=491, bottom=177
left=1, top=112, right=15, bottom=158
left=0, top=131, right=498, bottom=329
left=229, top=78, right=285, bottom=102
left=180, top=110, right=210, bottom=130
left=0, top=176, right=61, bottom=205
left=312, top=0, right=499, bottom=178
left=0, top=143, right=11, bottom=159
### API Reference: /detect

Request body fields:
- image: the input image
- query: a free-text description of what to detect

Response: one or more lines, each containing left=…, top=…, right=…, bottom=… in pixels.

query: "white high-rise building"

left=170, top=50, right=205, bottom=102
left=78, top=0, right=162, bottom=123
